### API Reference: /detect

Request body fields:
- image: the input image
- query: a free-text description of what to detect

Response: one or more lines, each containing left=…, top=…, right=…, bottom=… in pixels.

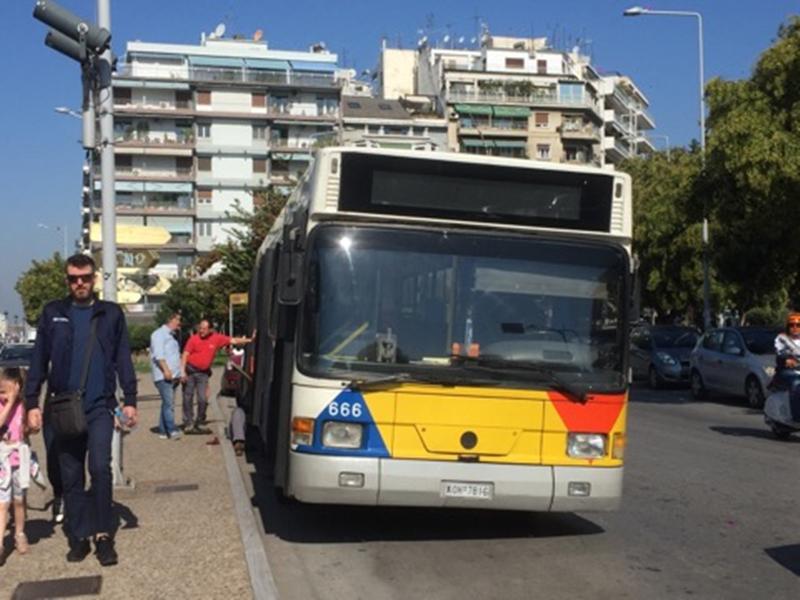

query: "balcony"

left=116, top=63, right=341, bottom=90
left=114, top=132, right=195, bottom=156
left=560, top=122, right=601, bottom=140
left=448, top=89, right=601, bottom=116
left=114, top=101, right=194, bottom=118
left=94, top=197, right=195, bottom=217
left=115, top=167, right=195, bottom=182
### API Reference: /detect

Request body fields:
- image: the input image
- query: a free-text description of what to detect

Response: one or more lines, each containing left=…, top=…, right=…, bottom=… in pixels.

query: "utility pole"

left=97, top=0, right=116, bottom=303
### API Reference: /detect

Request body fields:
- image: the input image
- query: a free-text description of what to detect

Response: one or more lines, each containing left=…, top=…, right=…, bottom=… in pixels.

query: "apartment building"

left=377, top=34, right=654, bottom=167
left=600, top=74, right=655, bottom=163
left=340, top=95, right=447, bottom=150
left=88, top=35, right=343, bottom=314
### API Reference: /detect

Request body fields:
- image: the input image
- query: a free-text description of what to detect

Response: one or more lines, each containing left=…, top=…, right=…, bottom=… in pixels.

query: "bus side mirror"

left=278, top=225, right=305, bottom=305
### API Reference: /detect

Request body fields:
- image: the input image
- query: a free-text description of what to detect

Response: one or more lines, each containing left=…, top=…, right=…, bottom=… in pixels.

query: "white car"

left=689, top=327, right=779, bottom=408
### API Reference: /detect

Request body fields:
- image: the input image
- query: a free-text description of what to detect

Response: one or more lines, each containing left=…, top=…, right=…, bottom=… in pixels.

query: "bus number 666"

left=328, top=402, right=362, bottom=418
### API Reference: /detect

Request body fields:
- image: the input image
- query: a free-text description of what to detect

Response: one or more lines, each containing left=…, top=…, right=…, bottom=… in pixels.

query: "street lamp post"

left=624, top=6, right=711, bottom=330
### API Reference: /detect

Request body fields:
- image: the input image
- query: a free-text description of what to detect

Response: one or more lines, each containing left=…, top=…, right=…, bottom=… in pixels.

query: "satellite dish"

left=214, top=22, right=226, bottom=38
left=458, top=36, right=465, bottom=44
left=253, top=29, right=263, bottom=41
left=443, top=35, right=450, bottom=43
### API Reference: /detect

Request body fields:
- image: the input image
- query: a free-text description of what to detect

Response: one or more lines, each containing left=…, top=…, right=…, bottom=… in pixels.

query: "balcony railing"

left=116, top=63, right=341, bottom=89
left=448, top=90, right=601, bottom=113
left=115, top=167, right=195, bottom=180
left=560, top=122, right=600, bottom=139
left=114, top=132, right=195, bottom=146
left=93, top=197, right=195, bottom=213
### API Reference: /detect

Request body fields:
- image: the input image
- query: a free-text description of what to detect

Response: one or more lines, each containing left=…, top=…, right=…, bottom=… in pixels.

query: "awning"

left=462, top=139, right=527, bottom=149
left=454, top=104, right=493, bottom=116
left=244, top=58, right=291, bottom=71
left=289, top=60, right=337, bottom=73
left=188, top=55, right=244, bottom=69
left=493, top=106, right=530, bottom=118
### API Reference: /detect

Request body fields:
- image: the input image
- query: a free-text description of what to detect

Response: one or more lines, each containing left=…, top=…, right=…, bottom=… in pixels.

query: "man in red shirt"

left=180, top=320, right=252, bottom=434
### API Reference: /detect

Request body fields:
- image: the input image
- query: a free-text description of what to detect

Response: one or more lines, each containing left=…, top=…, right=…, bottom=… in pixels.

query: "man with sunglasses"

left=24, top=254, right=137, bottom=566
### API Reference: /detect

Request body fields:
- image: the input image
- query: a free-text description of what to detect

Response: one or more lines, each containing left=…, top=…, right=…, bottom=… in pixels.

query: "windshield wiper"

left=347, top=371, right=462, bottom=391
left=451, top=355, right=589, bottom=403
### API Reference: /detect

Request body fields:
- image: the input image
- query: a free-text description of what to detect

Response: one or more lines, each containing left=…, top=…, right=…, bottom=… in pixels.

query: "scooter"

left=764, top=384, right=800, bottom=439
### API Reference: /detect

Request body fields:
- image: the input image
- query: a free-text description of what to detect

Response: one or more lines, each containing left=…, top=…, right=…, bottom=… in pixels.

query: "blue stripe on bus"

left=294, top=389, right=390, bottom=457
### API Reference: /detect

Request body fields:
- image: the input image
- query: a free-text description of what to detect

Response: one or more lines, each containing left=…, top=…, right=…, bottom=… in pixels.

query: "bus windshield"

left=299, top=225, right=628, bottom=391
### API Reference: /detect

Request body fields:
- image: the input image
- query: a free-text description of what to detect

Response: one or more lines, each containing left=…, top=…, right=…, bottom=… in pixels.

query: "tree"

left=704, top=17, right=800, bottom=313
left=155, top=278, right=226, bottom=338
left=15, top=254, right=66, bottom=325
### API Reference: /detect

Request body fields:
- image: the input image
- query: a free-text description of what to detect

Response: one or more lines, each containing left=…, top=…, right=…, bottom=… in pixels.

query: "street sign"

left=229, top=292, right=249, bottom=306
left=93, top=249, right=160, bottom=270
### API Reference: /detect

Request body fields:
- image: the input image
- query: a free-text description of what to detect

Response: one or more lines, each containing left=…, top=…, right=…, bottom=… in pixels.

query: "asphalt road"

left=233, top=385, right=800, bottom=600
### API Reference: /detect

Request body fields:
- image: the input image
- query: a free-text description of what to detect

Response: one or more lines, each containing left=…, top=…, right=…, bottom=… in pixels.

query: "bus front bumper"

left=288, top=452, right=623, bottom=512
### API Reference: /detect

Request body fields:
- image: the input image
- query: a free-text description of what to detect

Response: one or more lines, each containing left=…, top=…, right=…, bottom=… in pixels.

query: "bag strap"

left=77, top=317, right=98, bottom=395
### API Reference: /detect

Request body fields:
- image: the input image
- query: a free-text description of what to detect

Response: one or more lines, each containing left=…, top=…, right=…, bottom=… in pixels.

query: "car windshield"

left=740, top=329, right=779, bottom=355
left=299, top=225, right=629, bottom=392
left=652, top=329, right=698, bottom=349
left=0, top=345, right=34, bottom=361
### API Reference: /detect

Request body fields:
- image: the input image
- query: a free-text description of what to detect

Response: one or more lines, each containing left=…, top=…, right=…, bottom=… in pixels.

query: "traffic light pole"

left=97, top=0, right=116, bottom=303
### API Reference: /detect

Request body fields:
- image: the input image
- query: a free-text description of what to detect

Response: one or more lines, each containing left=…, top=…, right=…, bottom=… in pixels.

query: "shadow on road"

left=709, top=425, right=799, bottom=442
left=765, top=544, right=800, bottom=576
left=629, top=385, right=692, bottom=405
left=243, top=434, right=604, bottom=544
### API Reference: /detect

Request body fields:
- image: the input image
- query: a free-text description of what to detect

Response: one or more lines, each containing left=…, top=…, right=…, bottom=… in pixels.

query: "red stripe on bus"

left=548, top=391, right=625, bottom=433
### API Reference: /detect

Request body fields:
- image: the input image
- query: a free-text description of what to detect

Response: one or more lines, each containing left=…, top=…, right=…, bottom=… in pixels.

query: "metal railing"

left=448, top=89, right=601, bottom=113
left=116, top=63, right=341, bottom=89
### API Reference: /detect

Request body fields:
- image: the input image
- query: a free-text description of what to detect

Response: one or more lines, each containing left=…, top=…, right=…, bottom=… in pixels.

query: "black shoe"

left=52, top=496, right=65, bottom=524
left=67, top=538, right=91, bottom=562
left=95, top=536, right=118, bottom=566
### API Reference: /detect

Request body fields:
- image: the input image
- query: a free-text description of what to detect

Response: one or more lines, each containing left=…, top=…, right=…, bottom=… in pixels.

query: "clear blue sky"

left=0, top=0, right=796, bottom=319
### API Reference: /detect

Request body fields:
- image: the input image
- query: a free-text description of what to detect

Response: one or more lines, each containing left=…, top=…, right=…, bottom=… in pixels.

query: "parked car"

left=689, top=327, right=779, bottom=408
left=220, top=347, right=245, bottom=397
left=0, top=343, right=35, bottom=368
left=630, top=325, right=699, bottom=388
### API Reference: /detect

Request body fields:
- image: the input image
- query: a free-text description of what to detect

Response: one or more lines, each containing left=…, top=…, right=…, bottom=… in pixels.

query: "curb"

left=211, top=394, right=280, bottom=600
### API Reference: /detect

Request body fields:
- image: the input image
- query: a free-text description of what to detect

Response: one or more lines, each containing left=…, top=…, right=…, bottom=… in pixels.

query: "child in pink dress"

left=0, top=367, right=30, bottom=558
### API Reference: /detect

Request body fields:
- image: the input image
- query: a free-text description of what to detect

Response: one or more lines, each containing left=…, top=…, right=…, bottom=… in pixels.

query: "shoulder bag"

left=45, top=317, right=97, bottom=439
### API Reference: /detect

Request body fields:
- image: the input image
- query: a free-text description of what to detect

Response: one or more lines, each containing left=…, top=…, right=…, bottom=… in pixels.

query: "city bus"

left=240, top=147, right=632, bottom=512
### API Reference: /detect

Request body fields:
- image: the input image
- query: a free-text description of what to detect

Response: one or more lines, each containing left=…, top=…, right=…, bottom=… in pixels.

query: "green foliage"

left=15, top=254, right=66, bottom=325
left=157, top=188, right=287, bottom=335
left=127, top=323, right=157, bottom=352
left=704, top=16, right=800, bottom=312
left=744, top=306, right=785, bottom=327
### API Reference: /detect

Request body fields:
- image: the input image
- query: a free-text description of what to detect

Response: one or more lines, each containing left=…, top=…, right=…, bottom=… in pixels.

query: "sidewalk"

left=2, top=368, right=253, bottom=599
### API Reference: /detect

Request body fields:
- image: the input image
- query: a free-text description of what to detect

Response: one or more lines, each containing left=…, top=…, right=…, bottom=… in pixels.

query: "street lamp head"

left=623, top=6, right=646, bottom=16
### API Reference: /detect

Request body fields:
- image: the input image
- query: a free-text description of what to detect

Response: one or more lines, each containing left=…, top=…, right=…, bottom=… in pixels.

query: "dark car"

left=630, top=325, right=699, bottom=388
left=220, top=348, right=244, bottom=397
left=0, top=343, right=35, bottom=368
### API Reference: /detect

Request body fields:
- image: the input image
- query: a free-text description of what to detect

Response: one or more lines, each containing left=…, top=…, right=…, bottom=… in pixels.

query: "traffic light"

left=33, top=0, right=111, bottom=63
left=81, top=161, right=93, bottom=251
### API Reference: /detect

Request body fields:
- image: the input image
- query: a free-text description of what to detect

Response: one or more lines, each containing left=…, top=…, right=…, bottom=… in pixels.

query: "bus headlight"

left=567, top=433, right=607, bottom=458
left=322, top=422, right=363, bottom=449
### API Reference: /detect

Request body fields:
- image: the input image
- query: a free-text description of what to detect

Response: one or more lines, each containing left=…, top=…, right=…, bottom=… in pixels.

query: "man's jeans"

left=59, top=404, right=114, bottom=540
left=182, top=370, right=209, bottom=427
left=155, top=379, right=179, bottom=435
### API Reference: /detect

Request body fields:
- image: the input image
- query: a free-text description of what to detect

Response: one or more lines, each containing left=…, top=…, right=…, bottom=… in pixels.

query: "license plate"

left=441, top=481, right=494, bottom=500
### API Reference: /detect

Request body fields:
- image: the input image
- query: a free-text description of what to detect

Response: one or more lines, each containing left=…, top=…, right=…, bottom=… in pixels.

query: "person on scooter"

left=772, top=313, right=800, bottom=420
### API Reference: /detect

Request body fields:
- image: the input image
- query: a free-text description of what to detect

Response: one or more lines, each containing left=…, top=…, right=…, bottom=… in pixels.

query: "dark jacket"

left=24, top=296, right=137, bottom=410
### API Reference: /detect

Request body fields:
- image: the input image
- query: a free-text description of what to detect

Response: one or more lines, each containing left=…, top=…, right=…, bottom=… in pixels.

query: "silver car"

left=689, top=327, right=779, bottom=408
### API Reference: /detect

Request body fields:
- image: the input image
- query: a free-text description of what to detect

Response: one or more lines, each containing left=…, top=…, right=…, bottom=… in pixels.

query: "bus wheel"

left=745, top=376, right=765, bottom=409
left=690, top=370, right=707, bottom=400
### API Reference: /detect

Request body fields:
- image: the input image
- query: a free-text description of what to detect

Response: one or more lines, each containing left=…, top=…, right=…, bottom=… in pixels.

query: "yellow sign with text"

left=229, top=292, right=248, bottom=306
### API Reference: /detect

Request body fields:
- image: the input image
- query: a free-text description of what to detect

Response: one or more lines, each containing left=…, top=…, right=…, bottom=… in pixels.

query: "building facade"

left=87, top=35, right=343, bottom=314
left=377, top=34, right=655, bottom=168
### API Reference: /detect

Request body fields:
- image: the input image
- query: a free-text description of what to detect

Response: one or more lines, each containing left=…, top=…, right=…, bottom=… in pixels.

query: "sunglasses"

left=789, top=323, right=800, bottom=328
left=67, top=274, right=94, bottom=284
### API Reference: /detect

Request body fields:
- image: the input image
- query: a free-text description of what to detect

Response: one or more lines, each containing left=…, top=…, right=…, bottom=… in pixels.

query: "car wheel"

left=690, top=370, right=707, bottom=400
left=648, top=366, right=661, bottom=389
left=745, top=375, right=765, bottom=409
left=769, top=420, right=793, bottom=440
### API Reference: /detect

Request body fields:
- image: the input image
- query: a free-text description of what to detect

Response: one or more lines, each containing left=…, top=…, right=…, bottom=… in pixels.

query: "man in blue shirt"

left=25, top=254, right=137, bottom=567
left=150, top=312, right=183, bottom=439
